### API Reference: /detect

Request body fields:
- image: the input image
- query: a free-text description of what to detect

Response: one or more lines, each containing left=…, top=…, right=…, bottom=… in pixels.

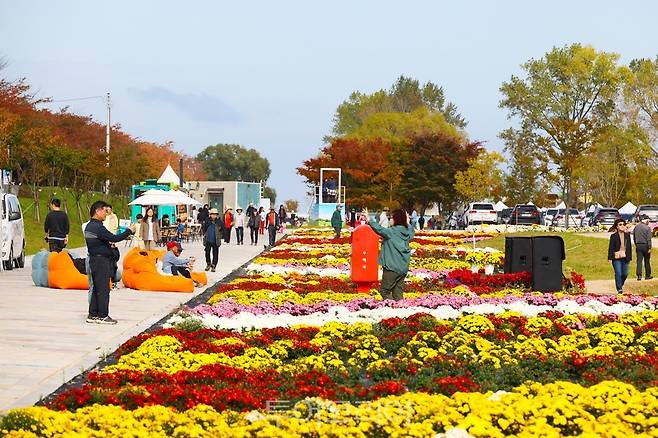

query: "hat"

left=166, top=241, right=182, bottom=251
left=641, top=214, right=651, bottom=221
left=209, top=208, right=219, bottom=214
left=236, top=207, right=243, bottom=211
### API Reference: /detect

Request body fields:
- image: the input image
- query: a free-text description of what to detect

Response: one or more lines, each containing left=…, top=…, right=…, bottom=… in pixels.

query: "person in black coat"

left=608, top=218, right=633, bottom=294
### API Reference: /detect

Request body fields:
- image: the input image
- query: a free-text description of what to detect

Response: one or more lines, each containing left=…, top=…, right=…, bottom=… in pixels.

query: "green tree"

left=454, top=151, right=505, bottom=202
left=329, top=75, right=466, bottom=140
left=263, top=186, right=276, bottom=204
left=196, top=144, right=271, bottom=182
left=625, top=57, right=658, bottom=151
left=500, top=44, right=628, bottom=214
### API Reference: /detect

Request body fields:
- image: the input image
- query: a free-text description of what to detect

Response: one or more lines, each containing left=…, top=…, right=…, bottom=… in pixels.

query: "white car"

left=463, top=202, right=497, bottom=226
left=1, top=193, right=26, bottom=270
left=550, top=208, right=583, bottom=228
left=543, top=208, right=558, bottom=226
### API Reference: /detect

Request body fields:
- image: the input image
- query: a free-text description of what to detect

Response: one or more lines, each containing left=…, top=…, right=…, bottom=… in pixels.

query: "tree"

left=329, top=75, right=466, bottom=140
left=196, top=144, right=271, bottom=182
left=283, top=199, right=299, bottom=213
left=500, top=44, right=628, bottom=215
left=395, top=132, right=481, bottom=213
left=454, top=151, right=505, bottom=202
left=263, top=186, right=276, bottom=204
left=625, top=57, right=658, bottom=151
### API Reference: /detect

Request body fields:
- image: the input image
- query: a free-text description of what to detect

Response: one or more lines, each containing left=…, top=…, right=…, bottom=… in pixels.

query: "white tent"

left=556, top=201, right=566, bottom=209
left=157, top=164, right=180, bottom=185
left=129, top=189, right=201, bottom=206
left=527, top=201, right=535, bottom=205
left=619, top=201, right=637, bottom=215
left=493, top=201, right=508, bottom=212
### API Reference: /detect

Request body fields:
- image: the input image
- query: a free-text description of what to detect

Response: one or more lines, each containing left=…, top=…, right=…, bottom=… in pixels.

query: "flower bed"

left=3, top=227, right=658, bottom=437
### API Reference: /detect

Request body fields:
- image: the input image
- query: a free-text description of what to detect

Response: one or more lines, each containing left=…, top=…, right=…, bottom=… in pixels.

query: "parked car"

left=581, top=211, right=595, bottom=227
left=633, top=205, right=658, bottom=223
left=1, top=192, right=25, bottom=270
left=590, top=207, right=621, bottom=227
left=462, top=202, right=497, bottom=226
left=509, top=204, right=541, bottom=225
left=543, top=208, right=559, bottom=226
left=550, top=208, right=583, bottom=228
left=498, top=208, right=513, bottom=224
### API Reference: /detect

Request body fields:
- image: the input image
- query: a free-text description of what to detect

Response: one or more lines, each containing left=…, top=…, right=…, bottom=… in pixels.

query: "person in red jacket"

left=223, top=207, right=234, bottom=244
left=265, top=207, right=280, bottom=248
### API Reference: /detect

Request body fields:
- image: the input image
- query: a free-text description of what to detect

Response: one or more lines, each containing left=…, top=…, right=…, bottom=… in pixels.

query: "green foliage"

left=0, top=410, right=45, bottom=436
left=454, top=151, right=505, bottom=202
left=500, top=44, right=629, bottom=207
left=196, top=144, right=271, bottom=182
left=329, top=75, right=466, bottom=140
left=625, top=56, right=658, bottom=143
left=263, top=186, right=276, bottom=204
left=173, top=316, right=205, bottom=332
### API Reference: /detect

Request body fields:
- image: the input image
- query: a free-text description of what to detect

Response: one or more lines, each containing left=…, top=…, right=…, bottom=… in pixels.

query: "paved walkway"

left=0, top=235, right=273, bottom=411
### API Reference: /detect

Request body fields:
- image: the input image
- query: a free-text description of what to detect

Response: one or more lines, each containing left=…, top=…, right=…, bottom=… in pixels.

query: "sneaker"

left=205, top=265, right=211, bottom=271
left=211, top=266, right=216, bottom=272
left=617, top=290, right=624, bottom=295
left=647, top=276, right=654, bottom=280
left=85, top=315, right=98, bottom=323
left=97, top=316, right=118, bottom=325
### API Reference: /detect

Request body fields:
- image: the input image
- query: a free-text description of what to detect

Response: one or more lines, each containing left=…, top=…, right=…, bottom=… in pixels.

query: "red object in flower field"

left=351, top=224, right=380, bottom=293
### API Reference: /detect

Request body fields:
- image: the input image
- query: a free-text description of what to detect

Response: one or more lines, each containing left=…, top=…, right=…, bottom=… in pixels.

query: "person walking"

left=246, top=202, right=256, bottom=218
left=633, top=215, right=653, bottom=281
left=134, top=213, right=145, bottom=249
left=203, top=208, right=224, bottom=272
left=278, top=204, right=287, bottom=227
left=140, top=207, right=162, bottom=250
left=235, top=207, right=245, bottom=245
left=366, top=208, right=415, bottom=301
left=265, top=207, right=280, bottom=248
left=197, top=204, right=209, bottom=225
left=248, top=209, right=261, bottom=245
left=331, top=204, right=343, bottom=239
left=410, top=210, right=418, bottom=229
left=608, top=218, right=633, bottom=294
left=44, top=198, right=69, bottom=252
left=84, top=201, right=135, bottom=324
left=418, top=215, right=425, bottom=230
left=103, top=204, right=119, bottom=234
left=223, top=207, right=234, bottom=243
left=258, top=207, right=266, bottom=235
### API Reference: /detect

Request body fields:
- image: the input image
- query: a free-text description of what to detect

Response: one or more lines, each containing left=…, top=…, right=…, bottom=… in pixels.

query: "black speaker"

left=531, top=236, right=565, bottom=292
left=504, top=237, right=533, bottom=273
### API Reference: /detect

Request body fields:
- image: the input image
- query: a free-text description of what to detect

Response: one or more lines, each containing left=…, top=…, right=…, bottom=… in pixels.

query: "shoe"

left=617, top=290, right=624, bottom=295
left=211, top=266, right=216, bottom=272
left=646, top=276, right=654, bottom=280
left=97, top=316, right=118, bottom=325
left=85, top=315, right=98, bottom=323
left=193, top=280, right=201, bottom=287
left=205, top=265, right=211, bottom=271
left=638, top=277, right=642, bottom=281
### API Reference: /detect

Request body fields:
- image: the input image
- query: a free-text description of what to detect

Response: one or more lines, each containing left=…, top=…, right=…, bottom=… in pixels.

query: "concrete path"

left=0, top=235, right=274, bottom=411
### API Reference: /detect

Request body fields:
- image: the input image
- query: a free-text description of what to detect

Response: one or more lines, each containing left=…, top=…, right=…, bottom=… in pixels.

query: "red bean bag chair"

left=47, top=251, right=89, bottom=290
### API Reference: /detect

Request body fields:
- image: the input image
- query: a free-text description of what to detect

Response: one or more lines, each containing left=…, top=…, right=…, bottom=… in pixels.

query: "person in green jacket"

left=331, top=204, right=343, bottom=239
left=366, top=208, right=415, bottom=301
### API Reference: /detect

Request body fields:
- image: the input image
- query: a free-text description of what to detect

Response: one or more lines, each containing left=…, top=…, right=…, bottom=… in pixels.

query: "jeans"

left=636, top=244, right=652, bottom=278
left=48, top=239, right=66, bottom=252
left=612, top=259, right=629, bottom=292
left=236, top=226, right=244, bottom=244
left=224, top=226, right=232, bottom=243
left=88, top=255, right=112, bottom=318
left=250, top=227, right=258, bottom=244
left=171, top=265, right=191, bottom=278
left=380, top=269, right=407, bottom=301
left=205, top=244, right=219, bottom=267
left=268, top=225, right=277, bottom=246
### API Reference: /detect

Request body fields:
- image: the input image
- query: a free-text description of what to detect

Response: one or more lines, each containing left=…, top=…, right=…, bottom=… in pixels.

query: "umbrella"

left=129, top=189, right=201, bottom=206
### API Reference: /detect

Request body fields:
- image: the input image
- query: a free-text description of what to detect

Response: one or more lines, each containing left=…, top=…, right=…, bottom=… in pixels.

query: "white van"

left=1, top=193, right=25, bottom=270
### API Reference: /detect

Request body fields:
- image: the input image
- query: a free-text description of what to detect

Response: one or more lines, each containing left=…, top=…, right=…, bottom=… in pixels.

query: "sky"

left=1, top=1, right=657, bottom=210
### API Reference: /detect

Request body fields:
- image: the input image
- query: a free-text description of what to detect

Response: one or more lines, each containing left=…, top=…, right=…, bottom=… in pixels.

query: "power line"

left=50, top=95, right=104, bottom=103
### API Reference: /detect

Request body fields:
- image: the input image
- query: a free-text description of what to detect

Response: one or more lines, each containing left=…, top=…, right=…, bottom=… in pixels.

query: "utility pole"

left=105, top=92, right=111, bottom=194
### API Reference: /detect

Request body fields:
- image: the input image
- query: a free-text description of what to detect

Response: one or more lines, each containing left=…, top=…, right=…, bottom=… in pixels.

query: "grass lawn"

left=475, top=231, right=657, bottom=281
left=17, top=188, right=130, bottom=255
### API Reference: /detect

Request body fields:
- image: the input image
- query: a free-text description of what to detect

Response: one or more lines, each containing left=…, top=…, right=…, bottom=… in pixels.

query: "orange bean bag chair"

left=47, top=250, right=89, bottom=290
left=122, top=248, right=207, bottom=293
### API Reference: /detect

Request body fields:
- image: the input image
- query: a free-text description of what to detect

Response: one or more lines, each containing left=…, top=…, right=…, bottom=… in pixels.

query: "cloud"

left=131, top=86, right=242, bottom=124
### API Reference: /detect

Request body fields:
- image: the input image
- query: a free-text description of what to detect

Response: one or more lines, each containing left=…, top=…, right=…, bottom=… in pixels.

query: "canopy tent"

left=619, top=201, right=637, bottom=215
left=129, top=189, right=201, bottom=206
left=493, top=201, right=508, bottom=212
left=157, top=164, right=180, bottom=185
left=556, top=201, right=566, bottom=209
left=587, top=203, right=603, bottom=213
left=526, top=201, right=535, bottom=205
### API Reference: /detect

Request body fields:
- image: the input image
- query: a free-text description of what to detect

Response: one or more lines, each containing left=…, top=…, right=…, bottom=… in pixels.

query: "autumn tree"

left=283, top=199, right=299, bottom=213
left=454, top=151, right=504, bottom=203
left=329, top=75, right=466, bottom=140
left=500, top=44, right=628, bottom=215
left=625, top=57, right=658, bottom=150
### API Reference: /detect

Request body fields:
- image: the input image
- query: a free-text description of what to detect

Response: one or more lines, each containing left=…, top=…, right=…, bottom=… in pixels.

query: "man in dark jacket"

left=84, top=201, right=135, bottom=324
left=203, top=208, right=225, bottom=272
left=331, top=205, right=343, bottom=239
left=44, top=198, right=69, bottom=252
left=633, top=215, right=653, bottom=281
